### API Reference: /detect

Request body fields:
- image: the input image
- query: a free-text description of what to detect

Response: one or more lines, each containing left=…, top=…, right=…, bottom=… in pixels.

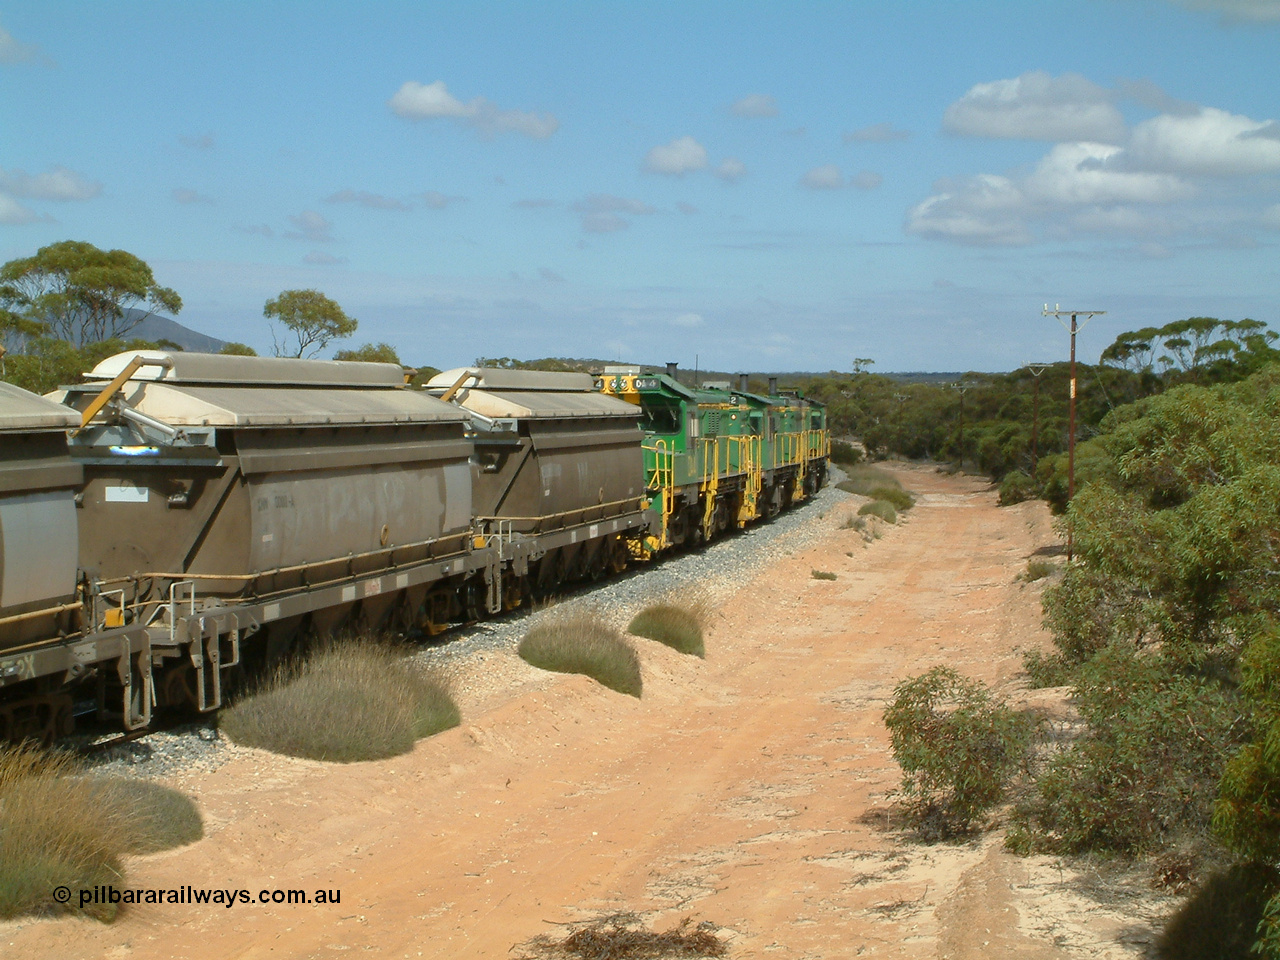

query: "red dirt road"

left=4, top=466, right=1160, bottom=960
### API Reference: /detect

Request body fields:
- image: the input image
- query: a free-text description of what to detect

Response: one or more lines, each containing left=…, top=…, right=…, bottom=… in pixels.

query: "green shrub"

left=998, top=471, right=1036, bottom=506
left=858, top=500, right=898, bottom=524
left=1041, top=565, right=1152, bottom=666
left=1022, top=649, right=1074, bottom=688
left=628, top=601, right=707, bottom=657
left=221, top=639, right=460, bottom=762
left=1215, top=628, right=1280, bottom=865
left=830, top=439, right=863, bottom=466
left=883, top=666, right=1035, bottom=839
left=1155, top=864, right=1279, bottom=960
left=1256, top=892, right=1280, bottom=960
left=868, top=486, right=915, bottom=511
left=1010, top=645, right=1244, bottom=855
left=519, top=612, right=642, bottom=697
left=810, top=570, right=837, bottom=581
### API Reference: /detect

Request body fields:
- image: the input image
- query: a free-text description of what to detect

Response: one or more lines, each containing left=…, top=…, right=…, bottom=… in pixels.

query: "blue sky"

left=3, top=1, right=1279, bottom=372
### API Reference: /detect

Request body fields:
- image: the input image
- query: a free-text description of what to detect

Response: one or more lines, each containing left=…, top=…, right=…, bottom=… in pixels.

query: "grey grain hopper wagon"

left=428, top=367, right=650, bottom=595
left=46, top=351, right=477, bottom=720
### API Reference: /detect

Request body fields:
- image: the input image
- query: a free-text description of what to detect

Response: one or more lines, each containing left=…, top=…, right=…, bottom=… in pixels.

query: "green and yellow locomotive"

left=598, top=363, right=828, bottom=555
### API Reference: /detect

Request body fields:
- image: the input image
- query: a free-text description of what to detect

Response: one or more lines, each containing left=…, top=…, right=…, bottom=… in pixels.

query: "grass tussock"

left=220, top=638, right=461, bottom=762
left=518, top=912, right=727, bottom=959
left=93, top=779, right=204, bottom=854
left=0, top=744, right=202, bottom=922
left=628, top=597, right=709, bottom=658
left=1020, top=559, right=1056, bottom=582
left=519, top=611, right=642, bottom=697
left=811, top=570, right=837, bottom=581
left=867, top=485, right=915, bottom=512
left=836, top=464, right=907, bottom=498
left=858, top=500, right=898, bottom=524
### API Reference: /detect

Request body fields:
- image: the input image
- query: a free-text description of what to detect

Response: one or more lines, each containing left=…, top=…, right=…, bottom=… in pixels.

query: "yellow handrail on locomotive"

left=641, top=436, right=675, bottom=552
left=699, top=436, right=720, bottom=541
left=727, top=434, right=762, bottom=525
left=793, top=430, right=810, bottom=499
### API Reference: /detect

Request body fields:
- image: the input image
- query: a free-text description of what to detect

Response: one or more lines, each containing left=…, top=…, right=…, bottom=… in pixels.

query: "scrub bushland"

left=999, top=368, right=1280, bottom=954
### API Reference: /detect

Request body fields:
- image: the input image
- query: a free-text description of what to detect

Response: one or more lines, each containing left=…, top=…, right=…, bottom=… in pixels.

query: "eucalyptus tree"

left=0, top=240, right=182, bottom=345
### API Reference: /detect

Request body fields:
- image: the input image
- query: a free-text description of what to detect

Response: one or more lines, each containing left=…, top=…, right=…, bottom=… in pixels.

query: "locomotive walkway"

left=2, top=466, right=1170, bottom=959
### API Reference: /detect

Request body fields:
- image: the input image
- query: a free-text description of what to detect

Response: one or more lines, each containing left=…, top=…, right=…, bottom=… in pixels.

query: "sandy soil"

left=1, top=465, right=1177, bottom=959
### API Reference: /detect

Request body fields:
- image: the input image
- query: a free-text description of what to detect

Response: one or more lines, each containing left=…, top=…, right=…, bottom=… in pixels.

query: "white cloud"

left=0, top=165, right=101, bottom=201
left=0, top=193, right=41, bottom=224
left=1165, top=0, right=1280, bottom=21
left=801, top=164, right=844, bottom=190
left=906, top=141, right=1194, bottom=246
left=645, top=136, right=708, bottom=176
left=731, top=94, right=778, bottom=118
left=387, top=80, right=559, bottom=139
left=327, top=189, right=410, bottom=211
left=286, top=210, right=334, bottom=242
left=943, top=71, right=1126, bottom=143
left=906, top=175, right=1031, bottom=245
left=671, top=312, right=704, bottom=327
left=851, top=170, right=883, bottom=190
left=714, top=158, right=747, bottom=182
left=1261, top=204, right=1280, bottom=229
left=390, top=80, right=471, bottom=118
left=172, top=188, right=213, bottom=204
left=1024, top=142, right=1194, bottom=205
left=843, top=122, right=910, bottom=143
left=1128, top=107, right=1280, bottom=176
left=0, top=23, right=43, bottom=66
left=911, top=75, right=1280, bottom=247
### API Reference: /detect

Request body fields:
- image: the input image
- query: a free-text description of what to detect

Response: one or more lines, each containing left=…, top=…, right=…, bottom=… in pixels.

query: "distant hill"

left=124, top=310, right=227, bottom=353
